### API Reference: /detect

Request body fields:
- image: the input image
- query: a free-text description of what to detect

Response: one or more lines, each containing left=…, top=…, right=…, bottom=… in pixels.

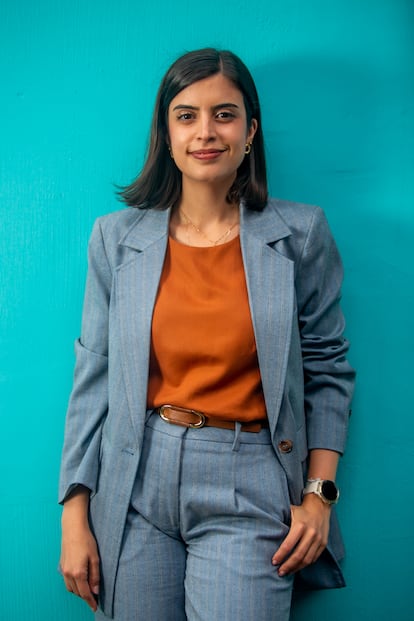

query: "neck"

left=170, top=179, right=240, bottom=247
left=179, top=179, right=237, bottom=225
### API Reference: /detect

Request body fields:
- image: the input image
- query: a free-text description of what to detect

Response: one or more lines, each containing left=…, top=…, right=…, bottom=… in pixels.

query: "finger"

left=307, top=541, right=326, bottom=565
left=272, top=524, right=304, bottom=566
left=278, top=535, right=326, bottom=575
left=277, top=528, right=315, bottom=575
left=88, top=556, right=100, bottom=596
left=64, top=564, right=98, bottom=612
left=76, top=577, right=98, bottom=612
left=63, top=576, right=79, bottom=597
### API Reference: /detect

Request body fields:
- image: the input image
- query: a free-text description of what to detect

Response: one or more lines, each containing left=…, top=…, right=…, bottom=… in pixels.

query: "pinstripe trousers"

left=95, top=411, right=294, bottom=620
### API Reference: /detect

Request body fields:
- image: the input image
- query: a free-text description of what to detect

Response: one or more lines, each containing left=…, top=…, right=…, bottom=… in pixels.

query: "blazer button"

left=278, top=439, right=293, bottom=453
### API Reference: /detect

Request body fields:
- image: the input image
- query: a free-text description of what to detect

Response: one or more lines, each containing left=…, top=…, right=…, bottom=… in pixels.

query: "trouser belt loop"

left=232, top=421, right=242, bottom=452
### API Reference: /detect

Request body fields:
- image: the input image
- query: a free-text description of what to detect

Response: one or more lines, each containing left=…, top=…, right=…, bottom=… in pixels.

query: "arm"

left=272, top=449, right=339, bottom=575
left=273, top=207, right=355, bottom=575
left=59, top=219, right=113, bottom=609
left=59, top=218, right=112, bottom=502
left=60, top=486, right=100, bottom=612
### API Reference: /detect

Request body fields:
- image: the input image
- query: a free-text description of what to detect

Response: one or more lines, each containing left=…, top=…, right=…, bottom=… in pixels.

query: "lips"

left=189, top=148, right=226, bottom=160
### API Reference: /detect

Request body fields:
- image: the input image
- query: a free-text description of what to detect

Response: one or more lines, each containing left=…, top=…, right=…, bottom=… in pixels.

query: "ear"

left=246, top=118, right=258, bottom=143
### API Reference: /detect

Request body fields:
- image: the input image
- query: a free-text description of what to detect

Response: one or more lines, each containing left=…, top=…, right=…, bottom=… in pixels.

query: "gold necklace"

left=180, top=208, right=239, bottom=246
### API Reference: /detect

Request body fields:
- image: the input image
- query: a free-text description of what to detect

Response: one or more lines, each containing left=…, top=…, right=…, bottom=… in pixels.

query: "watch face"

left=321, top=480, right=338, bottom=501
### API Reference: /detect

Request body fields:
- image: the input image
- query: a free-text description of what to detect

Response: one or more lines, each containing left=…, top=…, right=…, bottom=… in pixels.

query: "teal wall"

left=1, top=1, right=413, bottom=619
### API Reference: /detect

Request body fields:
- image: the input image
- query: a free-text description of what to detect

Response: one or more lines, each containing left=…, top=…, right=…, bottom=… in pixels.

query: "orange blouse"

left=147, top=235, right=267, bottom=422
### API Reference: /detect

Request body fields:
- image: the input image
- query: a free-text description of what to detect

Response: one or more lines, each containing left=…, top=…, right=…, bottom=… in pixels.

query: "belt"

left=156, top=405, right=269, bottom=433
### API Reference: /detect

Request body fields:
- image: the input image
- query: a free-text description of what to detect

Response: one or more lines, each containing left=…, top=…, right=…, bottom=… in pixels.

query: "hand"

left=272, top=493, right=331, bottom=576
left=60, top=503, right=100, bottom=612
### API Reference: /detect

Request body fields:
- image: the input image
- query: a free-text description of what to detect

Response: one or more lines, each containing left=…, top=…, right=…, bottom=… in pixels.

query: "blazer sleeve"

left=295, top=207, right=355, bottom=454
left=58, top=218, right=112, bottom=503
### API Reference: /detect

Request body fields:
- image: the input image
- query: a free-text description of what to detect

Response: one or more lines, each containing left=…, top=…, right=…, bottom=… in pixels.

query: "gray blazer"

left=59, top=198, right=355, bottom=616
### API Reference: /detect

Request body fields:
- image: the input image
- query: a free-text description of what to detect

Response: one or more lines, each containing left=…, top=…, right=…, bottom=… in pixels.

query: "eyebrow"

left=172, top=103, right=240, bottom=112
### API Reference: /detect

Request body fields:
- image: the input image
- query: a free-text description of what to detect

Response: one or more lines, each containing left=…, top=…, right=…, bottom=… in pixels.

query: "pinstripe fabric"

left=95, top=412, right=294, bottom=620
left=59, top=200, right=355, bottom=616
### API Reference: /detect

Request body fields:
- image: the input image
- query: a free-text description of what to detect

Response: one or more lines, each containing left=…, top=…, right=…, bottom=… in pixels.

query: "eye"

left=176, top=112, right=194, bottom=121
left=216, top=110, right=236, bottom=121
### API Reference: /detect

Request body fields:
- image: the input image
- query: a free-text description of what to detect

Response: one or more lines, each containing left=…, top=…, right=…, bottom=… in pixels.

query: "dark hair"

left=119, top=48, right=268, bottom=211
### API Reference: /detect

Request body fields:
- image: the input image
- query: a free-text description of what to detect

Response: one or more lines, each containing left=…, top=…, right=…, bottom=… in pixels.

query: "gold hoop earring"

left=244, top=142, right=252, bottom=155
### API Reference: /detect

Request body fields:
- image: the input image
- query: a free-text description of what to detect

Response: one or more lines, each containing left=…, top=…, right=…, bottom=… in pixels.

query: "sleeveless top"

left=147, top=235, right=267, bottom=422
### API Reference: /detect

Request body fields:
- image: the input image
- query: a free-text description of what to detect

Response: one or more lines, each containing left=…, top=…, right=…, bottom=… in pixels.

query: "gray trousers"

left=95, top=412, right=294, bottom=620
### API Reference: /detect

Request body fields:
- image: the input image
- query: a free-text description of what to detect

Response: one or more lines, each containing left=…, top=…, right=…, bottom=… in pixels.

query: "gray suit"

left=59, top=198, right=355, bottom=616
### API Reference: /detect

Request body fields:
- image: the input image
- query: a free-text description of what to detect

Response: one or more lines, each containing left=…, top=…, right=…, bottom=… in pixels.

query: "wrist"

left=302, top=490, right=332, bottom=511
left=303, top=478, right=339, bottom=505
left=62, top=487, right=91, bottom=526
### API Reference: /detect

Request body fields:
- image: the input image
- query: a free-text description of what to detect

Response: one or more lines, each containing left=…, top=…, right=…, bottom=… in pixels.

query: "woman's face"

left=167, top=73, right=257, bottom=190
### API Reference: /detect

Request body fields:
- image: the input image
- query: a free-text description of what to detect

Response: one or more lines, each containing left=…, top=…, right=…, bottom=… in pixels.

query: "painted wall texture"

left=1, top=1, right=413, bottom=619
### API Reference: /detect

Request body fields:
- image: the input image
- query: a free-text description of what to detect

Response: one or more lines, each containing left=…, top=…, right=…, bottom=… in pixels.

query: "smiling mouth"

left=189, top=149, right=227, bottom=160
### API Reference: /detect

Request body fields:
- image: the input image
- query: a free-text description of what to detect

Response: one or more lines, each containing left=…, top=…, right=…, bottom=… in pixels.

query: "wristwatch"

left=303, top=478, right=340, bottom=505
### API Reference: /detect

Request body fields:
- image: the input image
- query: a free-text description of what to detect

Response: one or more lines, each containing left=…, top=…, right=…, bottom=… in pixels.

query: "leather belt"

left=157, top=405, right=269, bottom=433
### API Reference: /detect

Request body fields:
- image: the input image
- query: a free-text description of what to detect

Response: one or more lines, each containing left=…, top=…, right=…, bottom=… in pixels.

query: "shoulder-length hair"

left=119, top=48, right=268, bottom=211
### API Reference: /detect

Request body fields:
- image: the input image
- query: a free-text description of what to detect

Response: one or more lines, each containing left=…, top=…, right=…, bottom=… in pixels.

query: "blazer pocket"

left=76, top=337, right=108, bottom=359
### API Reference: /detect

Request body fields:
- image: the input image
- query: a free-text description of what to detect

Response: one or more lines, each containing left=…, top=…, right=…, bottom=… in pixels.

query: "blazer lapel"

left=113, top=203, right=294, bottom=438
left=115, top=209, right=170, bottom=439
left=240, top=202, right=294, bottom=433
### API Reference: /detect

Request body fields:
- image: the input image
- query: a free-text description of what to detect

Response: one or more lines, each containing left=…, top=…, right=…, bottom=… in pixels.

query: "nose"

left=197, top=113, right=216, bottom=141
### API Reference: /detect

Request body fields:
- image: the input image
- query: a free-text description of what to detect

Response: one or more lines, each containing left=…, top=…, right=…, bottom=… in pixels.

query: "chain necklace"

left=180, top=208, right=239, bottom=246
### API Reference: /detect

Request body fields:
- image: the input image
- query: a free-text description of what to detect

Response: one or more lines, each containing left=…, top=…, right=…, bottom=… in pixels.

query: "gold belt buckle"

left=159, top=405, right=206, bottom=429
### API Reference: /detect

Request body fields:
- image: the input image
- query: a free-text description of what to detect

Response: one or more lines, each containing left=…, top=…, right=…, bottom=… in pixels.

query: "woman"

left=59, top=48, right=355, bottom=620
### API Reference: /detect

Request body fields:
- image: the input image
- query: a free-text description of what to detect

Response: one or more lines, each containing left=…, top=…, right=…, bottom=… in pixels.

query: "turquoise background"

left=1, top=0, right=413, bottom=619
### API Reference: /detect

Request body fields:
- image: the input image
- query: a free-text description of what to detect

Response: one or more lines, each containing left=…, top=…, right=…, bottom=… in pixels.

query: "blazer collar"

left=119, top=208, right=170, bottom=251
left=239, top=200, right=292, bottom=245
left=118, top=199, right=292, bottom=251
